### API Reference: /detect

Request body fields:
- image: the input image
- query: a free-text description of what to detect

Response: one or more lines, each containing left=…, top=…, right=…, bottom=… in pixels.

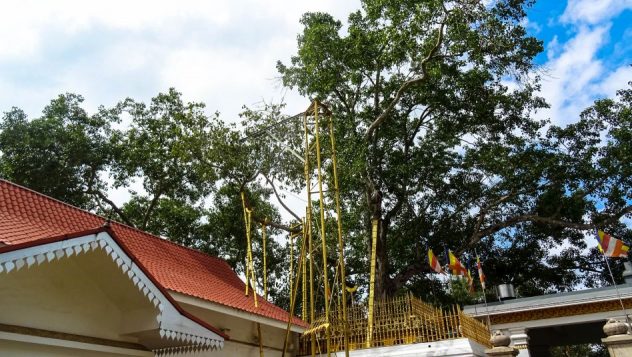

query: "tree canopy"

left=272, top=0, right=632, bottom=300
left=0, top=0, right=631, bottom=308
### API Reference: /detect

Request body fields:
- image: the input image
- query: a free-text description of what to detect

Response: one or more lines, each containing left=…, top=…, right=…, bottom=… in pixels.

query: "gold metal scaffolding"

left=246, top=100, right=350, bottom=357
left=299, top=294, right=492, bottom=355
left=242, top=100, right=490, bottom=357
left=281, top=100, right=350, bottom=357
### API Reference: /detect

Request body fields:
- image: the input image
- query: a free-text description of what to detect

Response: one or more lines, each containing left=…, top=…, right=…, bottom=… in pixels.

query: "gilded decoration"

left=489, top=298, right=632, bottom=325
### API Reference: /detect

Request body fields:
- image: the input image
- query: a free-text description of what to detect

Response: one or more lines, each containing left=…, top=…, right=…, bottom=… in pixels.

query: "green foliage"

left=113, top=88, right=220, bottom=229
left=0, top=94, right=116, bottom=209
left=1, top=0, right=631, bottom=308
left=550, top=344, right=607, bottom=357
left=272, top=0, right=632, bottom=299
left=0, top=89, right=293, bottom=304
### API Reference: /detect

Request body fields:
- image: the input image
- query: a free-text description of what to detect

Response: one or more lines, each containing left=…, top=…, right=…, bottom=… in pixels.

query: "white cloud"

left=534, top=0, right=631, bottom=125
left=561, top=0, right=632, bottom=25
left=546, top=35, right=561, bottom=60
left=520, top=18, right=542, bottom=34
left=598, top=64, right=632, bottom=95
left=537, top=26, right=609, bottom=124
left=0, top=0, right=360, bottom=120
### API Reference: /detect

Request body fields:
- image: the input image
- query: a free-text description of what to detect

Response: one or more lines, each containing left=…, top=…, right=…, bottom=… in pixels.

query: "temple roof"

left=0, top=179, right=306, bottom=328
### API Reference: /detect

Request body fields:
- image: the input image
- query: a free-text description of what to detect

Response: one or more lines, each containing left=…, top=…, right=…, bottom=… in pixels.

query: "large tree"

left=0, top=90, right=290, bottom=303
left=1, top=0, right=631, bottom=308
left=269, top=0, right=632, bottom=299
left=0, top=94, right=116, bottom=209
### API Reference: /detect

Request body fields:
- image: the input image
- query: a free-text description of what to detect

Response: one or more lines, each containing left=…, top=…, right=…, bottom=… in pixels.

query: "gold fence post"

left=367, top=218, right=379, bottom=348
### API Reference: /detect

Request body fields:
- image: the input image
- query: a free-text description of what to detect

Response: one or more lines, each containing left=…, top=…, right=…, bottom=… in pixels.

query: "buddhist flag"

left=476, top=256, right=486, bottom=290
left=467, top=270, right=475, bottom=293
left=596, top=230, right=629, bottom=258
left=428, top=249, right=444, bottom=274
left=448, top=250, right=468, bottom=277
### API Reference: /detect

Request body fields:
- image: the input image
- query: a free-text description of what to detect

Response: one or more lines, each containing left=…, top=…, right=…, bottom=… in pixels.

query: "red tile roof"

left=0, top=179, right=306, bottom=328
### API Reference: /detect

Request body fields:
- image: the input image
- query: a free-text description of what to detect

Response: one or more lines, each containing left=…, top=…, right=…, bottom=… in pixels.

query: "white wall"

left=307, top=338, right=487, bottom=357
left=0, top=249, right=157, bottom=342
left=178, top=302, right=297, bottom=356
left=0, top=336, right=152, bottom=357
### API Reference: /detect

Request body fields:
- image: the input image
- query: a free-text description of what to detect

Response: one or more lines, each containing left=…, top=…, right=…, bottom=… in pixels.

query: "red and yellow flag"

left=448, top=250, right=468, bottom=277
left=467, top=270, right=475, bottom=293
left=428, top=249, right=444, bottom=274
left=596, top=230, right=629, bottom=258
left=476, top=255, right=486, bottom=290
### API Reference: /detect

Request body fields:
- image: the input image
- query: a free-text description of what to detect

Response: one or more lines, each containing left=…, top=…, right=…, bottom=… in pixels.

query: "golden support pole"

left=281, top=224, right=308, bottom=357
left=262, top=223, right=268, bottom=299
left=289, top=232, right=294, bottom=298
left=328, top=114, right=350, bottom=357
left=303, top=113, right=316, bottom=357
left=240, top=191, right=251, bottom=295
left=240, top=191, right=258, bottom=308
left=258, top=323, right=264, bottom=357
left=302, top=218, right=308, bottom=321
left=313, top=101, right=332, bottom=357
left=367, top=218, right=379, bottom=348
left=242, top=191, right=263, bottom=355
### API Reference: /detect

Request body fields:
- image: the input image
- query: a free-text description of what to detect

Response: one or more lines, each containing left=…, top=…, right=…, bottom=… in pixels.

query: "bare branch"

left=251, top=214, right=302, bottom=234
left=405, top=107, right=433, bottom=149
left=240, top=186, right=302, bottom=234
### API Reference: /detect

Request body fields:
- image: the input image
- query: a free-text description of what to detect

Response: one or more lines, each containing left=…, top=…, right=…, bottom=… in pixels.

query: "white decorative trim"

left=465, top=286, right=632, bottom=317
left=0, top=232, right=224, bottom=352
left=153, top=344, right=216, bottom=356
left=171, top=291, right=307, bottom=333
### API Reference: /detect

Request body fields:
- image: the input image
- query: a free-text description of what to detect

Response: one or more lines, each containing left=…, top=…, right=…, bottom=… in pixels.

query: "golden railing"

left=299, top=293, right=491, bottom=355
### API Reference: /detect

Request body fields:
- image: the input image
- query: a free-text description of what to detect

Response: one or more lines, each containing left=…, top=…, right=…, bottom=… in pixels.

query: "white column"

left=507, top=328, right=529, bottom=357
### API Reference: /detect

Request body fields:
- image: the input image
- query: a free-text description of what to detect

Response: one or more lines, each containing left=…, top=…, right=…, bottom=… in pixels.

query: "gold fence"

left=299, top=293, right=491, bottom=355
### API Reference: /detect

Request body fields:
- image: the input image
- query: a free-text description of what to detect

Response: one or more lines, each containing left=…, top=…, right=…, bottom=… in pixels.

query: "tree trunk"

left=375, top=218, right=392, bottom=298
left=369, top=189, right=393, bottom=298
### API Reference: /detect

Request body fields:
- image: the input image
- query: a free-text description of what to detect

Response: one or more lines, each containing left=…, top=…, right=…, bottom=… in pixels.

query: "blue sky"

left=523, top=0, right=631, bottom=125
left=0, top=0, right=629, bottom=125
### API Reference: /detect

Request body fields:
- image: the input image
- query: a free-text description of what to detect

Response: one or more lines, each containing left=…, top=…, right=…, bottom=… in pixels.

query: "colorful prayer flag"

left=596, top=230, right=629, bottom=258
left=467, top=270, right=475, bottom=293
left=448, top=250, right=468, bottom=277
left=428, top=249, right=444, bottom=274
left=476, top=255, right=486, bottom=290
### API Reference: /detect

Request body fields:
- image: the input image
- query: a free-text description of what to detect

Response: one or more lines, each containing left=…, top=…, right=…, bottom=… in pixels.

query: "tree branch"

left=263, top=174, right=302, bottom=222
left=240, top=187, right=302, bottom=234
left=405, top=106, right=433, bottom=150
left=464, top=205, right=632, bottom=252
left=89, top=190, right=136, bottom=227
left=365, top=18, right=447, bottom=139
left=141, top=182, right=163, bottom=230
left=251, top=213, right=302, bottom=234
left=392, top=261, right=431, bottom=291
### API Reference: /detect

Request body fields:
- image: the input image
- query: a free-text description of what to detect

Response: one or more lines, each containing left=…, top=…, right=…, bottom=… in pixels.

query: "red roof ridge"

left=109, top=221, right=231, bottom=268
left=0, top=178, right=106, bottom=221
left=0, top=179, right=229, bottom=268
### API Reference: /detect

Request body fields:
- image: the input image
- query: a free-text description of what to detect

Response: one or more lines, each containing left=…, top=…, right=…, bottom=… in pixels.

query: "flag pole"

left=481, top=286, right=491, bottom=333
left=602, top=252, right=632, bottom=333
left=476, top=250, right=492, bottom=333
